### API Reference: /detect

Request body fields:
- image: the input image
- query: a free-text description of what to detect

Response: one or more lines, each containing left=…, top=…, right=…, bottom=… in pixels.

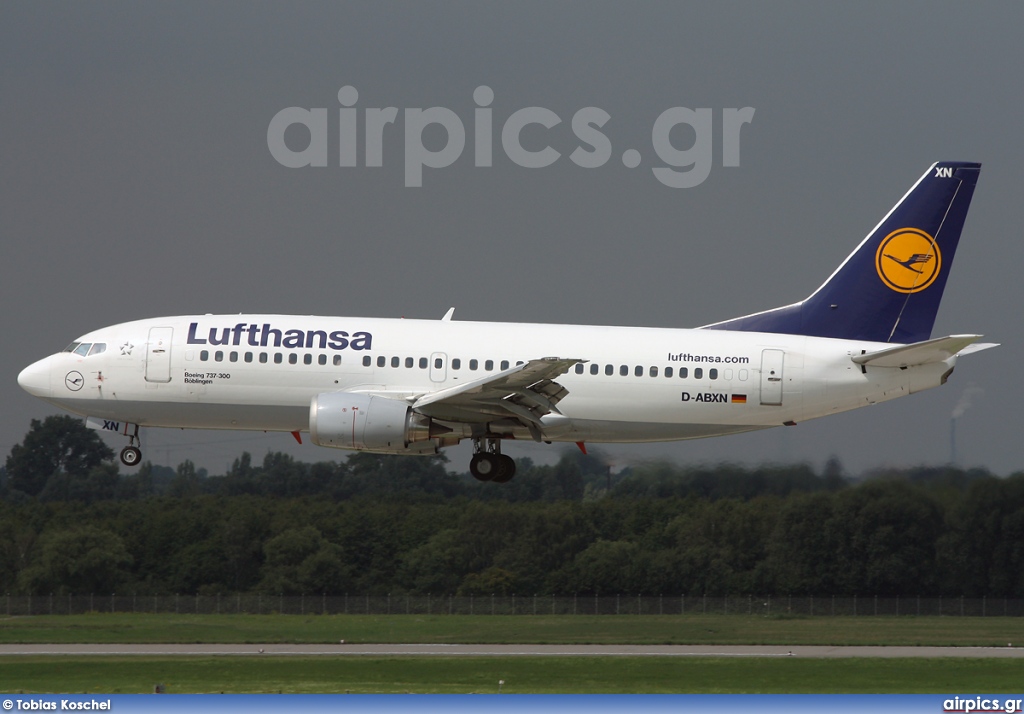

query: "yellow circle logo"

left=875, top=228, right=941, bottom=293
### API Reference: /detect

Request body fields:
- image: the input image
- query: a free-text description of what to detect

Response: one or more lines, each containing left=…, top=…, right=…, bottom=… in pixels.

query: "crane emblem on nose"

left=65, top=371, right=84, bottom=391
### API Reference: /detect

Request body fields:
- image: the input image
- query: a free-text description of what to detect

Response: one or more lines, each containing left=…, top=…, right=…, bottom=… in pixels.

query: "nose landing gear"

left=119, top=424, right=142, bottom=466
left=120, top=446, right=142, bottom=466
left=469, top=438, right=516, bottom=483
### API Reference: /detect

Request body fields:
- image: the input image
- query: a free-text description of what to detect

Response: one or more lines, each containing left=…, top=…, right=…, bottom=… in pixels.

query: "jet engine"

left=309, top=392, right=450, bottom=454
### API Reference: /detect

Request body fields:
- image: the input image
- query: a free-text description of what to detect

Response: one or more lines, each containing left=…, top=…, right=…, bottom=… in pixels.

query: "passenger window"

left=304, top=354, right=312, bottom=365
left=289, top=354, right=297, bottom=365
left=634, top=365, right=643, bottom=377
left=319, top=354, right=327, bottom=366
left=419, top=357, right=428, bottom=369
left=274, top=353, right=283, bottom=364
left=485, top=360, right=494, bottom=371
left=452, top=358, right=461, bottom=370
left=260, top=353, right=268, bottom=364
left=695, top=367, right=703, bottom=379
left=619, top=365, right=628, bottom=376
left=377, top=356, right=386, bottom=368
left=590, top=364, right=598, bottom=375
left=244, top=352, right=253, bottom=363
left=650, top=366, right=658, bottom=377
left=405, top=357, right=414, bottom=368
left=74, top=343, right=92, bottom=357
left=574, top=364, right=584, bottom=374
left=230, top=352, right=238, bottom=362
left=88, top=343, right=106, bottom=356
left=500, top=360, right=509, bottom=370
left=665, top=366, right=673, bottom=377
left=215, top=351, right=224, bottom=362
left=434, top=358, right=442, bottom=369
left=392, top=356, right=400, bottom=368
left=605, top=364, right=613, bottom=376
left=710, top=368, right=718, bottom=380
left=739, top=369, right=749, bottom=381
left=363, top=356, right=372, bottom=367
left=470, top=359, right=478, bottom=371
left=679, top=367, right=688, bottom=378
left=200, top=350, right=209, bottom=361
left=333, top=355, right=341, bottom=366
left=516, top=361, right=524, bottom=366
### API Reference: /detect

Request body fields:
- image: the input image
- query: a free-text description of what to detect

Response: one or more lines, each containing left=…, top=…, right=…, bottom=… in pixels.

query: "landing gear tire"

left=470, top=453, right=497, bottom=481
left=120, top=446, right=142, bottom=466
left=492, top=454, right=516, bottom=483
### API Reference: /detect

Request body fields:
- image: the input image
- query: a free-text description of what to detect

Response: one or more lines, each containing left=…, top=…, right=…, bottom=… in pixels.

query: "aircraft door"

left=429, top=352, right=447, bottom=383
left=760, top=349, right=784, bottom=405
left=145, top=327, right=173, bottom=383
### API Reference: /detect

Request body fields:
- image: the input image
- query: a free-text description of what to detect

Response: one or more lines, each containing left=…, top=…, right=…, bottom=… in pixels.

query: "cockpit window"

left=63, top=341, right=107, bottom=357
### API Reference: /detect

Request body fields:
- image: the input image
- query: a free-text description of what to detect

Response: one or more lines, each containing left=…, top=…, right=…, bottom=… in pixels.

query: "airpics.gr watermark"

left=267, top=86, right=754, bottom=188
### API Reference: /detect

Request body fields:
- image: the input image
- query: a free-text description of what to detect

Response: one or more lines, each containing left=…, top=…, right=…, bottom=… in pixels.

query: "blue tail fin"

left=704, top=162, right=981, bottom=343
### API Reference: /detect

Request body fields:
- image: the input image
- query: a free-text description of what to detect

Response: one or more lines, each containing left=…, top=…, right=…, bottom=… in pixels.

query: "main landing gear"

left=469, top=438, right=516, bottom=483
left=119, top=424, right=142, bottom=466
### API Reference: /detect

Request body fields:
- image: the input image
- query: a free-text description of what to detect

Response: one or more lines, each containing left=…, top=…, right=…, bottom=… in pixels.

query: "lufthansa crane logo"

left=65, top=371, right=84, bottom=391
left=875, top=228, right=941, bottom=293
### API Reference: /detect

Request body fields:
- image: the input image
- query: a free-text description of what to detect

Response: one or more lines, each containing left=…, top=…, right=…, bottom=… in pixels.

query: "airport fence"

left=4, top=593, right=1024, bottom=617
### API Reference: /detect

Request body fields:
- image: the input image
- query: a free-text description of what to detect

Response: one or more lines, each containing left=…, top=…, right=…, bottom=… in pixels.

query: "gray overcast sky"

left=3, top=2, right=1022, bottom=476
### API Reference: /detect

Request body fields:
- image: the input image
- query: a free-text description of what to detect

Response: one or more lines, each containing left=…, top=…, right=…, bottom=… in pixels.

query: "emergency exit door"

left=429, top=352, right=448, bottom=382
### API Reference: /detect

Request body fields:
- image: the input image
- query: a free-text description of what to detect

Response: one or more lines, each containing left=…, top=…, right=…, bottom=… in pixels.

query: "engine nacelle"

left=309, top=392, right=444, bottom=454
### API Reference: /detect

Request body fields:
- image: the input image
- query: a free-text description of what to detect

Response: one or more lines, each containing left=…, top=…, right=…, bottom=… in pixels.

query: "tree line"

left=2, top=415, right=1021, bottom=598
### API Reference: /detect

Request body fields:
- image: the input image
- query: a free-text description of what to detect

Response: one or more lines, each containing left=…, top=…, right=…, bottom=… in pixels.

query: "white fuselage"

left=18, top=314, right=954, bottom=448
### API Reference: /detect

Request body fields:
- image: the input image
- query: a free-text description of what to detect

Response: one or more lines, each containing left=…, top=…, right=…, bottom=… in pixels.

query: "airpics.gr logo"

left=267, top=86, right=755, bottom=188
left=875, top=227, right=942, bottom=293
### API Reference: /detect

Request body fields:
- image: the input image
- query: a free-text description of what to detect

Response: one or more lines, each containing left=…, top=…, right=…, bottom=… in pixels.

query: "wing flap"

left=412, top=357, right=582, bottom=437
left=852, top=334, right=993, bottom=368
left=413, top=357, right=581, bottom=409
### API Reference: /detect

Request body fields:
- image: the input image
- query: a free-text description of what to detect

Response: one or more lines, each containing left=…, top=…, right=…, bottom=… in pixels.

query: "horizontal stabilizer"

left=956, top=342, right=1000, bottom=357
left=852, top=334, right=994, bottom=368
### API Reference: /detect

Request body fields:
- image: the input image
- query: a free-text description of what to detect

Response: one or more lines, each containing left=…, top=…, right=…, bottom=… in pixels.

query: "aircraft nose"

left=18, top=356, right=53, bottom=398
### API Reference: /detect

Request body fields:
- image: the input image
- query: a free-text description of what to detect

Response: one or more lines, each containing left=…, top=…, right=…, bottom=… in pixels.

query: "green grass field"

left=2, top=613, right=1024, bottom=646
left=1, top=655, right=1023, bottom=693
left=3, top=614, right=1024, bottom=693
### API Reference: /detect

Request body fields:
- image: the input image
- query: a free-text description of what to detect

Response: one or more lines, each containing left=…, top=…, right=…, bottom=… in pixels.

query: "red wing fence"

left=3, top=594, right=1022, bottom=616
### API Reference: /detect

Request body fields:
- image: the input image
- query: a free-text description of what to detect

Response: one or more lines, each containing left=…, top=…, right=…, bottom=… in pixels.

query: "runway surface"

left=1, top=644, right=1023, bottom=658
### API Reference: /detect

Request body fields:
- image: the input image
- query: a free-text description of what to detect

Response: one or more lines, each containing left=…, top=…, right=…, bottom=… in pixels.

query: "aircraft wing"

left=852, top=334, right=997, bottom=368
left=412, top=357, right=583, bottom=440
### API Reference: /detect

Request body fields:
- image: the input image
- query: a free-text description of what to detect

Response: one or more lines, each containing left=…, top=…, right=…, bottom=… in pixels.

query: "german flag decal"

left=731, top=394, right=747, bottom=404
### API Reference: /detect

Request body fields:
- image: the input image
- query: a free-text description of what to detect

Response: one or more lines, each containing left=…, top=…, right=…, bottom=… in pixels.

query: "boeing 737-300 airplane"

left=18, top=162, right=996, bottom=482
